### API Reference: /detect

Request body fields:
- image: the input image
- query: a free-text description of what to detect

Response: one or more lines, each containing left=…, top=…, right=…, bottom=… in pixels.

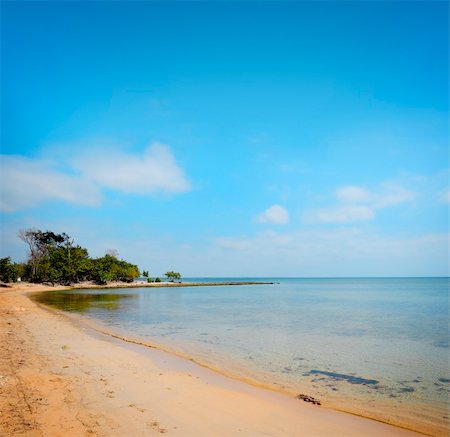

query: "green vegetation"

left=0, top=257, right=23, bottom=283
left=4, top=228, right=141, bottom=285
left=1, top=228, right=183, bottom=286
left=165, top=271, right=182, bottom=282
left=90, top=255, right=139, bottom=284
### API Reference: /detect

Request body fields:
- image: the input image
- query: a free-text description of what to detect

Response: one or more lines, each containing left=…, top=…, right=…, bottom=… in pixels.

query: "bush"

left=164, top=271, right=182, bottom=282
left=0, top=257, right=23, bottom=283
left=147, top=277, right=153, bottom=283
left=155, top=277, right=161, bottom=282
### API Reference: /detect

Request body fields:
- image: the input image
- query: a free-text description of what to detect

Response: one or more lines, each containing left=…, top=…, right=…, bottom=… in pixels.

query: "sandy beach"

left=0, top=284, right=431, bottom=436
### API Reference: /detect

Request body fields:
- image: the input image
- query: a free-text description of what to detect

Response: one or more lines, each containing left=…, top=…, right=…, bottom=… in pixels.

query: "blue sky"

left=1, top=1, right=448, bottom=277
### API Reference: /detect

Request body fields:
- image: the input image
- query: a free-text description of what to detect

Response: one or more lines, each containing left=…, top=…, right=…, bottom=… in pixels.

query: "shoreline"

left=35, top=302, right=446, bottom=437
left=75, top=280, right=276, bottom=289
left=0, top=279, right=275, bottom=291
left=32, top=292, right=447, bottom=437
left=0, top=284, right=440, bottom=436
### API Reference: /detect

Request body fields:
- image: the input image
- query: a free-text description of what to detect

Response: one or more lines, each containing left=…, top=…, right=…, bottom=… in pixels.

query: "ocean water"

left=34, top=277, right=449, bottom=431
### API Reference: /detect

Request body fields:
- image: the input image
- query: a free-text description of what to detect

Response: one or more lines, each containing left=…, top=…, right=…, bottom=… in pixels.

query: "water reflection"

left=33, top=290, right=136, bottom=312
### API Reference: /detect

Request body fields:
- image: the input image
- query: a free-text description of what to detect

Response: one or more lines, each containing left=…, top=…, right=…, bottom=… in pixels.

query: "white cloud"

left=0, top=142, right=191, bottom=212
left=305, top=183, right=416, bottom=224
left=314, top=206, right=375, bottom=223
left=372, top=183, right=416, bottom=209
left=336, top=186, right=370, bottom=203
left=73, top=142, right=191, bottom=195
left=0, top=155, right=101, bottom=212
left=256, top=204, right=289, bottom=225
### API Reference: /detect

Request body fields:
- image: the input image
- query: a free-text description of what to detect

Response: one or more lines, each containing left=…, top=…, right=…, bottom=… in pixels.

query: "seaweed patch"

left=296, top=394, right=321, bottom=405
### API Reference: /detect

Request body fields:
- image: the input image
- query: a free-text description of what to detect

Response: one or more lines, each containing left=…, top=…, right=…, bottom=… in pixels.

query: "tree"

left=18, top=229, right=71, bottom=282
left=0, top=257, right=23, bottom=283
left=164, top=271, right=182, bottom=282
left=18, top=228, right=41, bottom=281
left=90, top=255, right=140, bottom=284
left=16, top=229, right=140, bottom=285
left=90, top=255, right=115, bottom=284
left=47, top=245, right=91, bottom=284
left=17, top=229, right=92, bottom=284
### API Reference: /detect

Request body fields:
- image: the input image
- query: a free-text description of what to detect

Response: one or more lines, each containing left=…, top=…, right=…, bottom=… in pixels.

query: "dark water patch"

left=336, top=328, right=367, bottom=337
left=32, top=290, right=136, bottom=312
left=434, top=338, right=449, bottom=348
left=158, top=331, right=180, bottom=336
left=438, top=378, right=450, bottom=383
left=306, top=370, right=379, bottom=385
left=398, top=387, right=415, bottom=393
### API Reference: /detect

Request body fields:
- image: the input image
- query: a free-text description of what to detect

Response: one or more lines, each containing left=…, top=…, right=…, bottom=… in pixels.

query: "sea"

left=33, top=277, right=449, bottom=434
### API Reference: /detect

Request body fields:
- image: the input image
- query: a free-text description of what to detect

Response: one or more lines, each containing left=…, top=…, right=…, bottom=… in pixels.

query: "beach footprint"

left=148, top=421, right=167, bottom=434
left=128, top=403, right=146, bottom=413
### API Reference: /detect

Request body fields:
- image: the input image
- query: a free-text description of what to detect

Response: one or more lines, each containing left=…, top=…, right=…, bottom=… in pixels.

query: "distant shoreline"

left=93, top=280, right=276, bottom=289
left=1, top=280, right=275, bottom=292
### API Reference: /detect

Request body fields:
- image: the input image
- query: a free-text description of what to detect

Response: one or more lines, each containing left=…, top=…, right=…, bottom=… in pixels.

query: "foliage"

left=16, top=228, right=140, bottom=285
left=18, top=229, right=71, bottom=282
left=154, top=277, right=161, bottom=282
left=164, top=271, right=182, bottom=282
left=46, top=245, right=92, bottom=284
left=90, top=255, right=140, bottom=284
left=0, top=257, right=24, bottom=283
left=147, top=277, right=153, bottom=283
left=142, top=270, right=149, bottom=277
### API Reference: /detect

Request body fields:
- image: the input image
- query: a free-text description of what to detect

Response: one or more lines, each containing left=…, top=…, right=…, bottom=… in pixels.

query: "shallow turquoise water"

left=34, top=277, right=449, bottom=413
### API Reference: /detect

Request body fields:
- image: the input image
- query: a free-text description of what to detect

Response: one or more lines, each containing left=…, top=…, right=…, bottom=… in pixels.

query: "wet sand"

left=0, top=284, right=431, bottom=436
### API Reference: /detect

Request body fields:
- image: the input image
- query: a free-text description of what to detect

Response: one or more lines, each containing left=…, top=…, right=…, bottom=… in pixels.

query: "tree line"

left=0, top=229, right=140, bottom=285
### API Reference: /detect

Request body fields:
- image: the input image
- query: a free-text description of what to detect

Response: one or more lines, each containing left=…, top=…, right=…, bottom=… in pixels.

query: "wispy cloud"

left=314, top=206, right=375, bottom=223
left=438, top=189, right=450, bottom=203
left=256, top=204, right=289, bottom=225
left=214, top=229, right=449, bottom=277
left=73, top=142, right=191, bottom=195
left=0, top=155, right=101, bottom=212
left=1, top=142, right=191, bottom=212
left=336, top=186, right=370, bottom=203
left=308, top=182, right=416, bottom=224
left=371, top=183, right=416, bottom=209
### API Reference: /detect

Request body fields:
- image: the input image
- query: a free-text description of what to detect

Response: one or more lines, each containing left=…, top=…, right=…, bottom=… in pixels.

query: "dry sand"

left=0, top=284, right=429, bottom=436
